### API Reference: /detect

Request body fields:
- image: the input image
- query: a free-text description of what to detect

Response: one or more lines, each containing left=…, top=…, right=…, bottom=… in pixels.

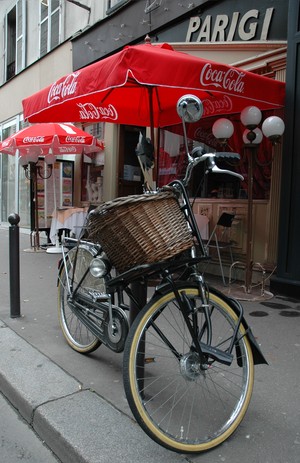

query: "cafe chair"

left=203, top=212, right=236, bottom=285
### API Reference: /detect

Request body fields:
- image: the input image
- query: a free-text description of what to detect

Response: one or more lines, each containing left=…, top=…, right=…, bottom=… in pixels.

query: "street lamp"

left=19, top=151, right=55, bottom=250
left=19, top=152, right=54, bottom=180
left=212, top=107, right=285, bottom=294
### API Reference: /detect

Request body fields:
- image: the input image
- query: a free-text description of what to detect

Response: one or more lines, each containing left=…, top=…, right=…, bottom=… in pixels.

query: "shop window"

left=158, top=129, right=242, bottom=199
left=5, top=0, right=26, bottom=81
left=81, top=155, right=104, bottom=204
left=40, top=0, right=61, bottom=57
left=32, top=159, right=74, bottom=234
left=81, top=123, right=105, bottom=204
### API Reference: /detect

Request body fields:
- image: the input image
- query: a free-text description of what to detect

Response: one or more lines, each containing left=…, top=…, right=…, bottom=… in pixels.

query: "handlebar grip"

left=191, top=146, right=206, bottom=158
left=214, top=152, right=240, bottom=160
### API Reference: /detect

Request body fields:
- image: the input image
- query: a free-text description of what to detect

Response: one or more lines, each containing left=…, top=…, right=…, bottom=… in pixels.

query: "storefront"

left=1, top=0, right=288, bottom=285
left=69, top=0, right=287, bottom=279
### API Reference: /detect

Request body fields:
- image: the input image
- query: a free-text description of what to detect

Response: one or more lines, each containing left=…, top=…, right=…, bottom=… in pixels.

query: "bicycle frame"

left=58, top=93, right=267, bottom=365
left=56, top=94, right=269, bottom=454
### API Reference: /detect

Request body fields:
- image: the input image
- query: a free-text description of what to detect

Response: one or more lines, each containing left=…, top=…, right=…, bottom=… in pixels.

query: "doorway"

left=118, top=125, right=143, bottom=197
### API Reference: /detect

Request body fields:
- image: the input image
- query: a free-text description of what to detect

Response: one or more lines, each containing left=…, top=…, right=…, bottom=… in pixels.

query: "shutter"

left=40, top=1, right=48, bottom=56
left=16, top=0, right=26, bottom=73
left=50, top=9, right=60, bottom=49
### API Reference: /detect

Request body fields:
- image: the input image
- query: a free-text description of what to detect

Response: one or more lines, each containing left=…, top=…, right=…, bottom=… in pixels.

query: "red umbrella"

left=0, top=122, right=104, bottom=157
left=0, top=123, right=104, bottom=251
left=22, top=42, right=285, bottom=128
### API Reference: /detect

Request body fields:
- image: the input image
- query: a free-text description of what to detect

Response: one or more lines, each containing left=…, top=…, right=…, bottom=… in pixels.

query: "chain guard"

left=69, top=293, right=129, bottom=353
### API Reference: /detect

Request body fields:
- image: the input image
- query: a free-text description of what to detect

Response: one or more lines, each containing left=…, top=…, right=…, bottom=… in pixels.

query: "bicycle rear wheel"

left=58, top=245, right=104, bottom=353
left=123, top=283, right=254, bottom=453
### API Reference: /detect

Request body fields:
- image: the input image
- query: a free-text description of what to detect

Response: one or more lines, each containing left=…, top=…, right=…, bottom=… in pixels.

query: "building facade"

left=1, top=0, right=297, bottom=294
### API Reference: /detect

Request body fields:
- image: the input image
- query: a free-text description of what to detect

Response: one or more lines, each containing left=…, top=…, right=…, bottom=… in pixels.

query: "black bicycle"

left=57, top=95, right=267, bottom=454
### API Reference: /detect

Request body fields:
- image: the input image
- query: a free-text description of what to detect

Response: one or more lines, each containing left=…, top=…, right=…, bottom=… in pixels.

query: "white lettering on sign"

left=77, top=102, right=118, bottom=121
left=65, top=136, right=86, bottom=143
left=200, top=63, right=245, bottom=94
left=23, top=136, right=45, bottom=143
left=48, top=72, right=80, bottom=104
left=186, top=8, right=274, bottom=42
left=58, top=146, right=77, bottom=153
left=202, top=95, right=234, bottom=116
left=194, top=127, right=218, bottom=148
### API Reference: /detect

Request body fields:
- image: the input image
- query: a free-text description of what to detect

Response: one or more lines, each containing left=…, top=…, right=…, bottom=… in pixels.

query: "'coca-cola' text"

left=200, top=63, right=245, bottom=94
left=77, top=102, right=118, bottom=121
left=23, top=136, right=45, bottom=143
left=65, top=136, right=86, bottom=143
left=202, top=95, right=233, bottom=116
left=48, top=73, right=80, bottom=104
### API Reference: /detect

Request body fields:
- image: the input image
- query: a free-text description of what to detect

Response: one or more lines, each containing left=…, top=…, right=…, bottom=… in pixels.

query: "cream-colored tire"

left=123, top=284, right=254, bottom=453
left=58, top=246, right=102, bottom=353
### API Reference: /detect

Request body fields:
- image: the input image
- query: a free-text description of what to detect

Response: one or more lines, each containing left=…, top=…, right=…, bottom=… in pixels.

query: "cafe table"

left=49, top=206, right=89, bottom=245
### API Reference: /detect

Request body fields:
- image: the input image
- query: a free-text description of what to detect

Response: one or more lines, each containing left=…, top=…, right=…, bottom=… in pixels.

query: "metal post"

left=8, top=213, right=21, bottom=318
left=245, top=146, right=254, bottom=293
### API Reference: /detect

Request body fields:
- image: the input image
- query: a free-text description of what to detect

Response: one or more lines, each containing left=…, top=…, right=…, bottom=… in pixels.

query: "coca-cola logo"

left=202, top=95, right=233, bottom=116
left=65, top=136, right=86, bottom=144
left=77, top=102, right=118, bottom=121
left=23, top=136, right=45, bottom=143
left=48, top=72, right=80, bottom=104
left=194, top=127, right=218, bottom=148
left=59, top=146, right=77, bottom=153
left=200, top=63, right=245, bottom=94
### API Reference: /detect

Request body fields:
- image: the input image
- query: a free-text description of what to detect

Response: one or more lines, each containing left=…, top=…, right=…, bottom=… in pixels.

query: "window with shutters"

left=40, top=0, right=61, bottom=57
left=5, top=0, right=26, bottom=81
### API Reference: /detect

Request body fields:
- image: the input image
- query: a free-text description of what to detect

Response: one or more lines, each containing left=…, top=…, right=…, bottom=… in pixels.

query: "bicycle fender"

left=208, top=286, right=268, bottom=365
left=154, top=281, right=268, bottom=365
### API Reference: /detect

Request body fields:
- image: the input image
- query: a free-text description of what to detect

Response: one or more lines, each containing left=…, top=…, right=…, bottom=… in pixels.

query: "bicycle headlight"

left=89, top=256, right=110, bottom=278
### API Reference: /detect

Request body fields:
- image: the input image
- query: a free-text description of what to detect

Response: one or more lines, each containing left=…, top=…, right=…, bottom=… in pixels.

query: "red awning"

left=22, top=42, right=285, bottom=127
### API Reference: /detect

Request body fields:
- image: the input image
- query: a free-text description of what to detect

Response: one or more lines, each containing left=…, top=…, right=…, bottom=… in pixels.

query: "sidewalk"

left=0, top=227, right=300, bottom=463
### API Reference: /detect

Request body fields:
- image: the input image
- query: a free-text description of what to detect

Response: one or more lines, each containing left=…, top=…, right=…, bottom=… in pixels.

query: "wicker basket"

left=87, top=190, right=193, bottom=273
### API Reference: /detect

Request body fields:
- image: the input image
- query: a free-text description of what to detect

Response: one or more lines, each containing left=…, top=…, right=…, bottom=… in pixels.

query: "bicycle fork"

left=165, top=271, right=234, bottom=367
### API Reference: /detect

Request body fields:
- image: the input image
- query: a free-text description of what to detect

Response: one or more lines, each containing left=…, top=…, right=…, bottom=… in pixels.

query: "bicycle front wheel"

left=58, top=245, right=104, bottom=353
left=123, top=284, right=254, bottom=454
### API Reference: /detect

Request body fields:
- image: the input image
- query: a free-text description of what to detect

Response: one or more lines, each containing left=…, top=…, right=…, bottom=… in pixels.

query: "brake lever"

left=211, top=165, right=244, bottom=180
left=205, top=155, right=244, bottom=181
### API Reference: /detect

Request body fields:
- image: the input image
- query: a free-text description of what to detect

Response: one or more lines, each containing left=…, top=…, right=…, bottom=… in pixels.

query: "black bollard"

left=8, top=213, right=21, bottom=318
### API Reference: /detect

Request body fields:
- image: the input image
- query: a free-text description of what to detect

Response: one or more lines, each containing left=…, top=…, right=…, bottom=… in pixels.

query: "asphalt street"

left=0, top=226, right=299, bottom=463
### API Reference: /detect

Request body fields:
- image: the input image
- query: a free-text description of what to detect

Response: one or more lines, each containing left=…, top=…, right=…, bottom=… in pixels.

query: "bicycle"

left=57, top=95, right=267, bottom=454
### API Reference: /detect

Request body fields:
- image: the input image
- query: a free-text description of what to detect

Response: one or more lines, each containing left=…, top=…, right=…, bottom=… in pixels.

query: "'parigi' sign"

left=156, top=0, right=287, bottom=44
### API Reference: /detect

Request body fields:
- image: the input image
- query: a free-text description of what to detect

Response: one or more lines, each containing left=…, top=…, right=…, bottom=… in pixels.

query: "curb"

left=0, top=320, right=186, bottom=463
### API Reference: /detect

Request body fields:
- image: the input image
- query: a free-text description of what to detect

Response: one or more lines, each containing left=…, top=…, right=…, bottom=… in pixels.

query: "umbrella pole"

left=147, top=86, right=155, bottom=190
left=32, top=168, right=40, bottom=250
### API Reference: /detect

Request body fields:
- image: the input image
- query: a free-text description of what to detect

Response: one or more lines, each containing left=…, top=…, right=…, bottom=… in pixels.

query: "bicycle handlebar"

left=182, top=147, right=244, bottom=187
